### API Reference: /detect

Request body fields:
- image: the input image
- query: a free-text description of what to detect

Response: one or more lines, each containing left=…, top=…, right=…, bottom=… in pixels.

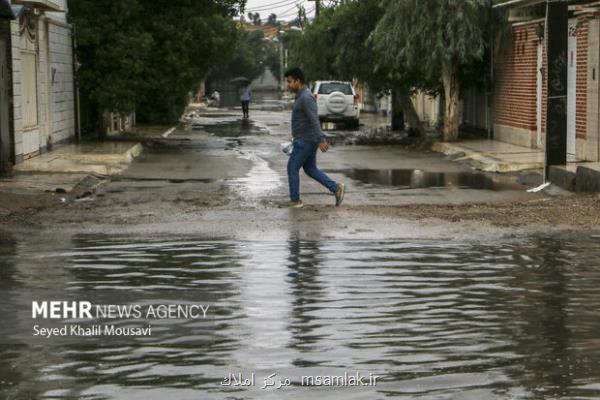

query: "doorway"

left=567, top=19, right=577, bottom=156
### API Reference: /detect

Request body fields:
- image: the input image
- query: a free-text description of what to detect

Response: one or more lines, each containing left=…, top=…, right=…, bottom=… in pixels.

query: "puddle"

left=333, top=168, right=527, bottom=191
left=191, top=118, right=268, bottom=137
left=215, top=91, right=291, bottom=111
left=228, top=151, right=281, bottom=199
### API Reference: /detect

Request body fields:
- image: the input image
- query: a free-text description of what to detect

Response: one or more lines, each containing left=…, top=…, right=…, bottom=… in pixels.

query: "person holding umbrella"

left=231, top=77, right=252, bottom=119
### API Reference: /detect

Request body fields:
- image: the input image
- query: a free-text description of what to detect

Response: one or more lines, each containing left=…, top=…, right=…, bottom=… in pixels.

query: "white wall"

left=10, top=18, right=24, bottom=160
left=10, top=10, right=75, bottom=162
left=47, top=18, right=75, bottom=144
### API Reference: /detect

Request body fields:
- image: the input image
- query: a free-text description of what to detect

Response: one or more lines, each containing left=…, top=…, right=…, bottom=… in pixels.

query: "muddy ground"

left=1, top=101, right=599, bottom=239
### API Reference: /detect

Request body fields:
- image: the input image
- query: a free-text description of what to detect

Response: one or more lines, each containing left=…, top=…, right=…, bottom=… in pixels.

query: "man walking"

left=284, top=67, right=345, bottom=208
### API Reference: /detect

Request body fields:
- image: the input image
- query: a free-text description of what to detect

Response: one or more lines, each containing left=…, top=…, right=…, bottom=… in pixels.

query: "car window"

left=318, top=83, right=353, bottom=95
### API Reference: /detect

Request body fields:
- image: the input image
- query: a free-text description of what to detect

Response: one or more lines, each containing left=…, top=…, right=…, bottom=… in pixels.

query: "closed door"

left=567, top=20, right=577, bottom=156
left=21, top=51, right=40, bottom=156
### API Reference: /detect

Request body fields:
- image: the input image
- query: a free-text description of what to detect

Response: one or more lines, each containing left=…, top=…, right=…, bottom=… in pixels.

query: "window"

left=318, top=83, right=353, bottom=95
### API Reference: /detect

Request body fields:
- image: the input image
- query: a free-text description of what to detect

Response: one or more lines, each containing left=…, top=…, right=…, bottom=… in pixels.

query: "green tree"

left=324, top=0, right=424, bottom=133
left=292, top=5, right=308, bottom=29
left=288, top=0, right=426, bottom=134
left=68, top=0, right=152, bottom=121
left=68, top=0, right=245, bottom=129
left=207, top=29, right=267, bottom=84
left=287, top=8, right=336, bottom=81
left=373, top=0, right=493, bottom=141
left=248, top=12, right=261, bottom=25
left=135, top=0, right=241, bottom=122
left=266, top=13, right=278, bottom=26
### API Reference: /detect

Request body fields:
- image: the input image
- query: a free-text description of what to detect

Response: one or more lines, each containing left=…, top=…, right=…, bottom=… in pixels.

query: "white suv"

left=311, top=81, right=360, bottom=129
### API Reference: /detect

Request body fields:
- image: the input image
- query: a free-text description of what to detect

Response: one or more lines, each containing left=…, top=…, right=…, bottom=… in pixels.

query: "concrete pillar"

left=545, top=0, right=569, bottom=175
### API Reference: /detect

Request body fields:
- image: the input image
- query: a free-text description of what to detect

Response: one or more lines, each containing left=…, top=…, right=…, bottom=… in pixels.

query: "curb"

left=162, top=127, right=176, bottom=138
left=432, top=142, right=544, bottom=173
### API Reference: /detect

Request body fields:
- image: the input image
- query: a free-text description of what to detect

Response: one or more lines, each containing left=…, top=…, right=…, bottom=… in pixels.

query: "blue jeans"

left=287, top=139, right=338, bottom=202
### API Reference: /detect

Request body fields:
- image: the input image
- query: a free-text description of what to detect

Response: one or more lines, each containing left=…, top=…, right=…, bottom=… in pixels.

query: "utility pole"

left=278, top=31, right=285, bottom=91
left=544, top=0, right=568, bottom=179
left=308, top=0, right=320, bottom=16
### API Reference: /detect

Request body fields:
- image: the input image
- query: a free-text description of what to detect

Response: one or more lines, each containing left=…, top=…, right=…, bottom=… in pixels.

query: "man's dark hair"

left=284, top=67, right=305, bottom=83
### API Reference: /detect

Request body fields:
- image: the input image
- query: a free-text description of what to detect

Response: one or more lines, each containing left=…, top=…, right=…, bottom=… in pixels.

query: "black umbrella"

left=230, top=76, right=251, bottom=84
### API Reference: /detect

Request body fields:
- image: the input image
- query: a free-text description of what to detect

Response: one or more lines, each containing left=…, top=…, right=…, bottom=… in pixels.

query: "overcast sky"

left=242, top=0, right=315, bottom=21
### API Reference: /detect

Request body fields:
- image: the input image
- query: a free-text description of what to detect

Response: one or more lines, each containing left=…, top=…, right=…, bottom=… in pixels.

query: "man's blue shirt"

left=291, top=87, right=326, bottom=143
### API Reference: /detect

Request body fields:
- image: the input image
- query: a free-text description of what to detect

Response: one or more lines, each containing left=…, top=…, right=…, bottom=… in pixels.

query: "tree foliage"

left=287, top=0, right=504, bottom=140
left=266, top=13, right=278, bottom=26
left=373, top=0, right=490, bottom=84
left=247, top=12, right=261, bottom=25
left=287, top=8, right=336, bottom=82
left=288, top=0, right=425, bottom=133
left=207, top=29, right=267, bottom=84
left=68, top=0, right=245, bottom=128
left=372, top=0, right=494, bottom=140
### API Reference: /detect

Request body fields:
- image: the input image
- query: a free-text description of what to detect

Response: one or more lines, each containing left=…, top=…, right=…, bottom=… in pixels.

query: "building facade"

left=4, top=0, right=76, bottom=166
left=0, top=0, right=13, bottom=172
left=494, top=0, right=600, bottom=162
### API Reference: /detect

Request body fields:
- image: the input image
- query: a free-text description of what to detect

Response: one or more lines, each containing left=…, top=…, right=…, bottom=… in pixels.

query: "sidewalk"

left=433, top=139, right=600, bottom=192
left=14, top=142, right=143, bottom=176
left=0, top=141, right=142, bottom=217
left=549, top=162, right=600, bottom=193
left=432, top=140, right=544, bottom=173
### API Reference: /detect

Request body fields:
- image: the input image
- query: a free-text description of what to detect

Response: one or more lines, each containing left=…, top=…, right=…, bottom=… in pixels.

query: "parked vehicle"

left=311, top=81, right=360, bottom=129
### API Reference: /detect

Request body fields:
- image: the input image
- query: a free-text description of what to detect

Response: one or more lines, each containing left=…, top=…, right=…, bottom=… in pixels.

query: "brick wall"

left=494, top=24, right=540, bottom=132
left=576, top=15, right=590, bottom=140
left=495, top=13, right=600, bottom=158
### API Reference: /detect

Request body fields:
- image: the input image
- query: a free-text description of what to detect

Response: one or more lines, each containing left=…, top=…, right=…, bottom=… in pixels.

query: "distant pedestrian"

left=238, top=84, right=251, bottom=118
left=284, top=67, right=345, bottom=208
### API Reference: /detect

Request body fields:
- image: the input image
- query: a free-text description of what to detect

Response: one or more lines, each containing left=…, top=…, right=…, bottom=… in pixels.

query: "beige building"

left=1, top=0, right=76, bottom=167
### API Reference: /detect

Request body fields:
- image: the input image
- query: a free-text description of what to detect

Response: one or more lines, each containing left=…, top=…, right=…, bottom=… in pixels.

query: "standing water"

left=1, top=233, right=600, bottom=399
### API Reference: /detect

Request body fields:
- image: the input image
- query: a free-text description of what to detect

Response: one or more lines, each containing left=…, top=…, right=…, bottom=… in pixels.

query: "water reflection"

left=217, top=91, right=289, bottom=111
left=287, top=238, right=326, bottom=357
left=191, top=118, right=268, bottom=138
left=0, top=231, right=17, bottom=289
left=334, top=168, right=526, bottom=191
left=0, top=235, right=599, bottom=399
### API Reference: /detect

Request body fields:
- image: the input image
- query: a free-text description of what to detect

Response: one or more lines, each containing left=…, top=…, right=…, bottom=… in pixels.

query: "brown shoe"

left=288, top=201, right=304, bottom=208
left=335, top=183, right=345, bottom=207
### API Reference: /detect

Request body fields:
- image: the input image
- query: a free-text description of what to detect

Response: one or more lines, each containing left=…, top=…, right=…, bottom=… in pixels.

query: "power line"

left=279, top=6, right=313, bottom=22
left=245, top=0, right=299, bottom=12
left=276, top=2, right=305, bottom=18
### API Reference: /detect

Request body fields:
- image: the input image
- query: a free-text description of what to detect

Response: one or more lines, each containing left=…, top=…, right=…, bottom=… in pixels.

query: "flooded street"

left=1, top=96, right=600, bottom=400
left=1, top=233, right=600, bottom=399
left=4, top=0, right=600, bottom=398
